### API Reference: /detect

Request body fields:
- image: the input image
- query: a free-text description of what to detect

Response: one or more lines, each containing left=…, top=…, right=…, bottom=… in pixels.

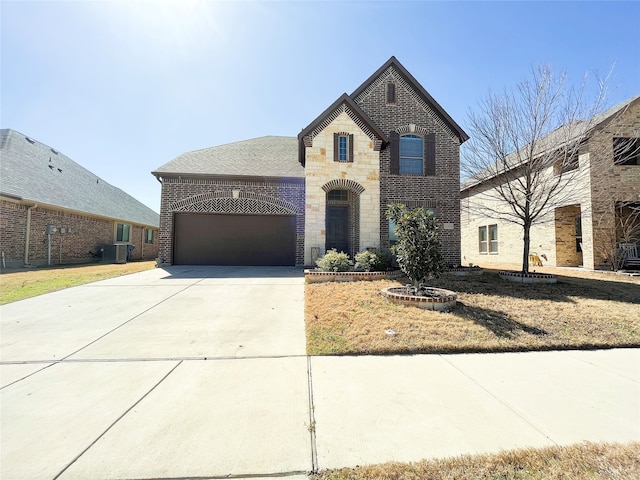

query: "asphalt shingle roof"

left=152, top=136, right=304, bottom=178
left=0, top=129, right=159, bottom=227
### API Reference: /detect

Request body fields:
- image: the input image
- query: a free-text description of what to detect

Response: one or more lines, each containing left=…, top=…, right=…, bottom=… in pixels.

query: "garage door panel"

left=173, top=214, right=295, bottom=266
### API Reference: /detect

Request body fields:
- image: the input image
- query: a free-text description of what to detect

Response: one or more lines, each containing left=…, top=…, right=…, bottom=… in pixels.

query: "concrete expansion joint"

left=307, top=356, right=319, bottom=474
left=51, top=361, right=184, bottom=480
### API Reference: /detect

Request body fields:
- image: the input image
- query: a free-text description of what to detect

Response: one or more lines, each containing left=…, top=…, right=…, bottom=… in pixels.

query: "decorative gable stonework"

left=304, top=111, right=381, bottom=264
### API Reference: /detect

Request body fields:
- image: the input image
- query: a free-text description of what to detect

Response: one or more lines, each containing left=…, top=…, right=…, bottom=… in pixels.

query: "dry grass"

left=312, top=441, right=640, bottom=480
left=306, top=267, right=640, bottom=355
left=0, top=261, right=156, bottom=304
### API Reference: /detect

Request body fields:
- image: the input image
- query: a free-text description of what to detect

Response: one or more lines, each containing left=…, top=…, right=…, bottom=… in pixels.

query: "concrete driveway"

left=1, top=266, right=639, bottom=479
left=1, top=266, right=311, bottom=479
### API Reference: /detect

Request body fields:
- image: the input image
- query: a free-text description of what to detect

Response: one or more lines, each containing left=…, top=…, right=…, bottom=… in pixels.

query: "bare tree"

left=462, top=66, right=609, bottom=273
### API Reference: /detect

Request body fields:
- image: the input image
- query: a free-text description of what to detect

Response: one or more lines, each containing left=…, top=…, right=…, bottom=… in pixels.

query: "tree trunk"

left=522, top=222, right=531, bottom=274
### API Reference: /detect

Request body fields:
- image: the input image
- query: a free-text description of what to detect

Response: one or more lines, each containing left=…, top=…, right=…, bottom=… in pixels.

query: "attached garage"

left=173, top=213, right=296, bottom=266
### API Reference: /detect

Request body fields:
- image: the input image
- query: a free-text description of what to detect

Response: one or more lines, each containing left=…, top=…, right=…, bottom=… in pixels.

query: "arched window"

left=399, top=134, right=423, bottom=175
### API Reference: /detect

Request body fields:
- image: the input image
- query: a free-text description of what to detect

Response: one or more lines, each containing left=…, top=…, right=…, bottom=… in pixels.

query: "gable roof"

left=297, top=93, right=390, bottom=166
left=352, top=56, right=469, bottom=144
left=153, top=136, right=304, bottom=179
left=0, top=129, right=159, bottom=227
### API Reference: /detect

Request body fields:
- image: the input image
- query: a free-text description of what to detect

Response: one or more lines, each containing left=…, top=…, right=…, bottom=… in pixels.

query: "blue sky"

left=2, top=0, right=639, bottom=213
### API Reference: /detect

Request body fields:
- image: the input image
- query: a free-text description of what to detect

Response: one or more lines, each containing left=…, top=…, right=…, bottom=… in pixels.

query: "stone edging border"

left=380, top=286, right=457, bottom=311
left=499, top=270, right=557, bottom=284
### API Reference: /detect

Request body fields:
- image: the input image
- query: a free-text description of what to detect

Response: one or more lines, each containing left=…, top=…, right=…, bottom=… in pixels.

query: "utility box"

left=102, top=244, right=128, bottom=264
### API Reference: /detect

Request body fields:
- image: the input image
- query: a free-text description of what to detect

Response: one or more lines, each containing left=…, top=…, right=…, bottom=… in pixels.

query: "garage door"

left=173, top=213, right=296, bottom=266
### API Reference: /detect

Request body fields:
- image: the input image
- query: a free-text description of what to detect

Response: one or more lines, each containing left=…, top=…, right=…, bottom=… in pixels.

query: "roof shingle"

left=0, top=129, right=159, bottom=227
left=153, top=136, right=303, bottom=178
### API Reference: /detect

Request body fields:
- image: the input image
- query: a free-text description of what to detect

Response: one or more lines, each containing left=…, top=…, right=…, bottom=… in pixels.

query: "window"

left=327, top=189, right=349, bottom=202
left=400, top=134, right=423, bottom=175
left=116, top=223, right=130, bottom=242
left=389, top=219, right=397, bottom=246
left=479, top=226, right=487, bottom=253
left=333, top=133, right=353, bottom=162
left=613, top=137, right=640, bottom=165
left=386, top=83, right=396, bottom=104
left=145, top=228, right=154, bottom=244
left=338, top=135, right=348, bottom=161
left=489, top=224, right=498, bottom=253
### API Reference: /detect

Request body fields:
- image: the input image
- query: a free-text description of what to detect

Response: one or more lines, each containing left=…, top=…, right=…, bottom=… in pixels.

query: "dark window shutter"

left=390, top=131, right=400, bottom=174
left=425, top=133, right=436, bottom=176
left=348, top=134, right=354, bottom=162
left=333, top=133, right=339, bottom=162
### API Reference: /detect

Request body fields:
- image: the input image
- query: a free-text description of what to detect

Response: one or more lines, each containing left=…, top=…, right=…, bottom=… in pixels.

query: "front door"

left=326, top=205, right=349, bottom=253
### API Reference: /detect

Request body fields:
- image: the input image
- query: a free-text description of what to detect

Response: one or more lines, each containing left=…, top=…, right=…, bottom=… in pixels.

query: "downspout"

left=24, top=203, right=37, bottom=266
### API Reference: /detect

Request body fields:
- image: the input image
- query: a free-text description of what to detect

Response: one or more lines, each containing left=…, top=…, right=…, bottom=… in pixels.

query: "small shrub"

left=386, top=203, right=445, bottom=285
left=315, top=249, right=353, bottom=272
left=354, top=249, right=392, bottom=272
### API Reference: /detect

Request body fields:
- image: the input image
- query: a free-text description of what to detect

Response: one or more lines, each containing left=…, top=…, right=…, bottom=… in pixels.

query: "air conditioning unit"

left=102, top=244, right=128, bottom=264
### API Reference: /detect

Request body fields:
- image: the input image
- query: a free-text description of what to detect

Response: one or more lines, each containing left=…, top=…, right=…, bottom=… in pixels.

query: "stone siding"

left=303, top=112, right=381, bottom=264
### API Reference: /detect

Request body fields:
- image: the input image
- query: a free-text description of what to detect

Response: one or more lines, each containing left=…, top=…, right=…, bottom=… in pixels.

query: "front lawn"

left=305, top=267, right=640, bottom=355
left=311, top=441, right=640, bottom=480
left=0, top=261, right=156, bottom=304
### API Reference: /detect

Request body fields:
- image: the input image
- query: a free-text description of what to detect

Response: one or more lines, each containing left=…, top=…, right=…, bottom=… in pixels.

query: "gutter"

left=24, top=203, right=37, bottom=265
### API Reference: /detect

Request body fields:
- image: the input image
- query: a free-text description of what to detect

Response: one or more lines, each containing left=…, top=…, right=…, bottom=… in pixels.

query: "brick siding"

left=0, top=199, right=159, bottom=268
left=157, top=177, right=305, bottom=265
left=354, top=68, right=462, bottom=266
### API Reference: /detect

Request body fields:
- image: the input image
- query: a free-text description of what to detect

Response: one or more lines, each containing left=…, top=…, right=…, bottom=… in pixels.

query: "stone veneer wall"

left=0, top=199, right=159, bottom=267
left=303, top=111, right=381, bottom=265
left=158, top=176, right=305, bottom=266
left=353, top=66, right=462, bottom=266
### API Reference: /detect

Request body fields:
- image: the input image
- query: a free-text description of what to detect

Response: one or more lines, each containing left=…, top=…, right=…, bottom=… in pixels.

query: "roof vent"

left=25, top=137, right=35, bottom=144
left=51, top=148, right=59, bottom=154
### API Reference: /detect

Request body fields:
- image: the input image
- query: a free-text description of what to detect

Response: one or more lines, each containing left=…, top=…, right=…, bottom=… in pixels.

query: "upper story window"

left=386, top=83, right=396, bottom=104
left=338, top=135, right=348, bottom=161
left=400, top=134, right=424, bottom=175
left=116, top=223, right=130, bottom=242
left=390, top=131, right=435, bottom=176
left=613, top=137, right=640, bottom=165
left=333, top=133, right=353, bottom=162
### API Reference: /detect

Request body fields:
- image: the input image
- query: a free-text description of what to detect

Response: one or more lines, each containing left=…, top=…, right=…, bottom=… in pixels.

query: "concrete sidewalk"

left=1, top=266, right=638, bottom=479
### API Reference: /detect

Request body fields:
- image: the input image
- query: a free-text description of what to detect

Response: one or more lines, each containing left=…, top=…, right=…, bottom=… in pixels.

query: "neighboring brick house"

left=461, top=95, right=640, bottom=270
left=0, top=129, right=160, bottom=268
left=153, top=57, right=468, bottom=266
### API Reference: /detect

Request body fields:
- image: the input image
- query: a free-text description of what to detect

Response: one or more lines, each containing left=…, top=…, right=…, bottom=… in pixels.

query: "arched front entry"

left=322, top=179, right=364, bottom=258
left=326, top=189, right=351, bottom=254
